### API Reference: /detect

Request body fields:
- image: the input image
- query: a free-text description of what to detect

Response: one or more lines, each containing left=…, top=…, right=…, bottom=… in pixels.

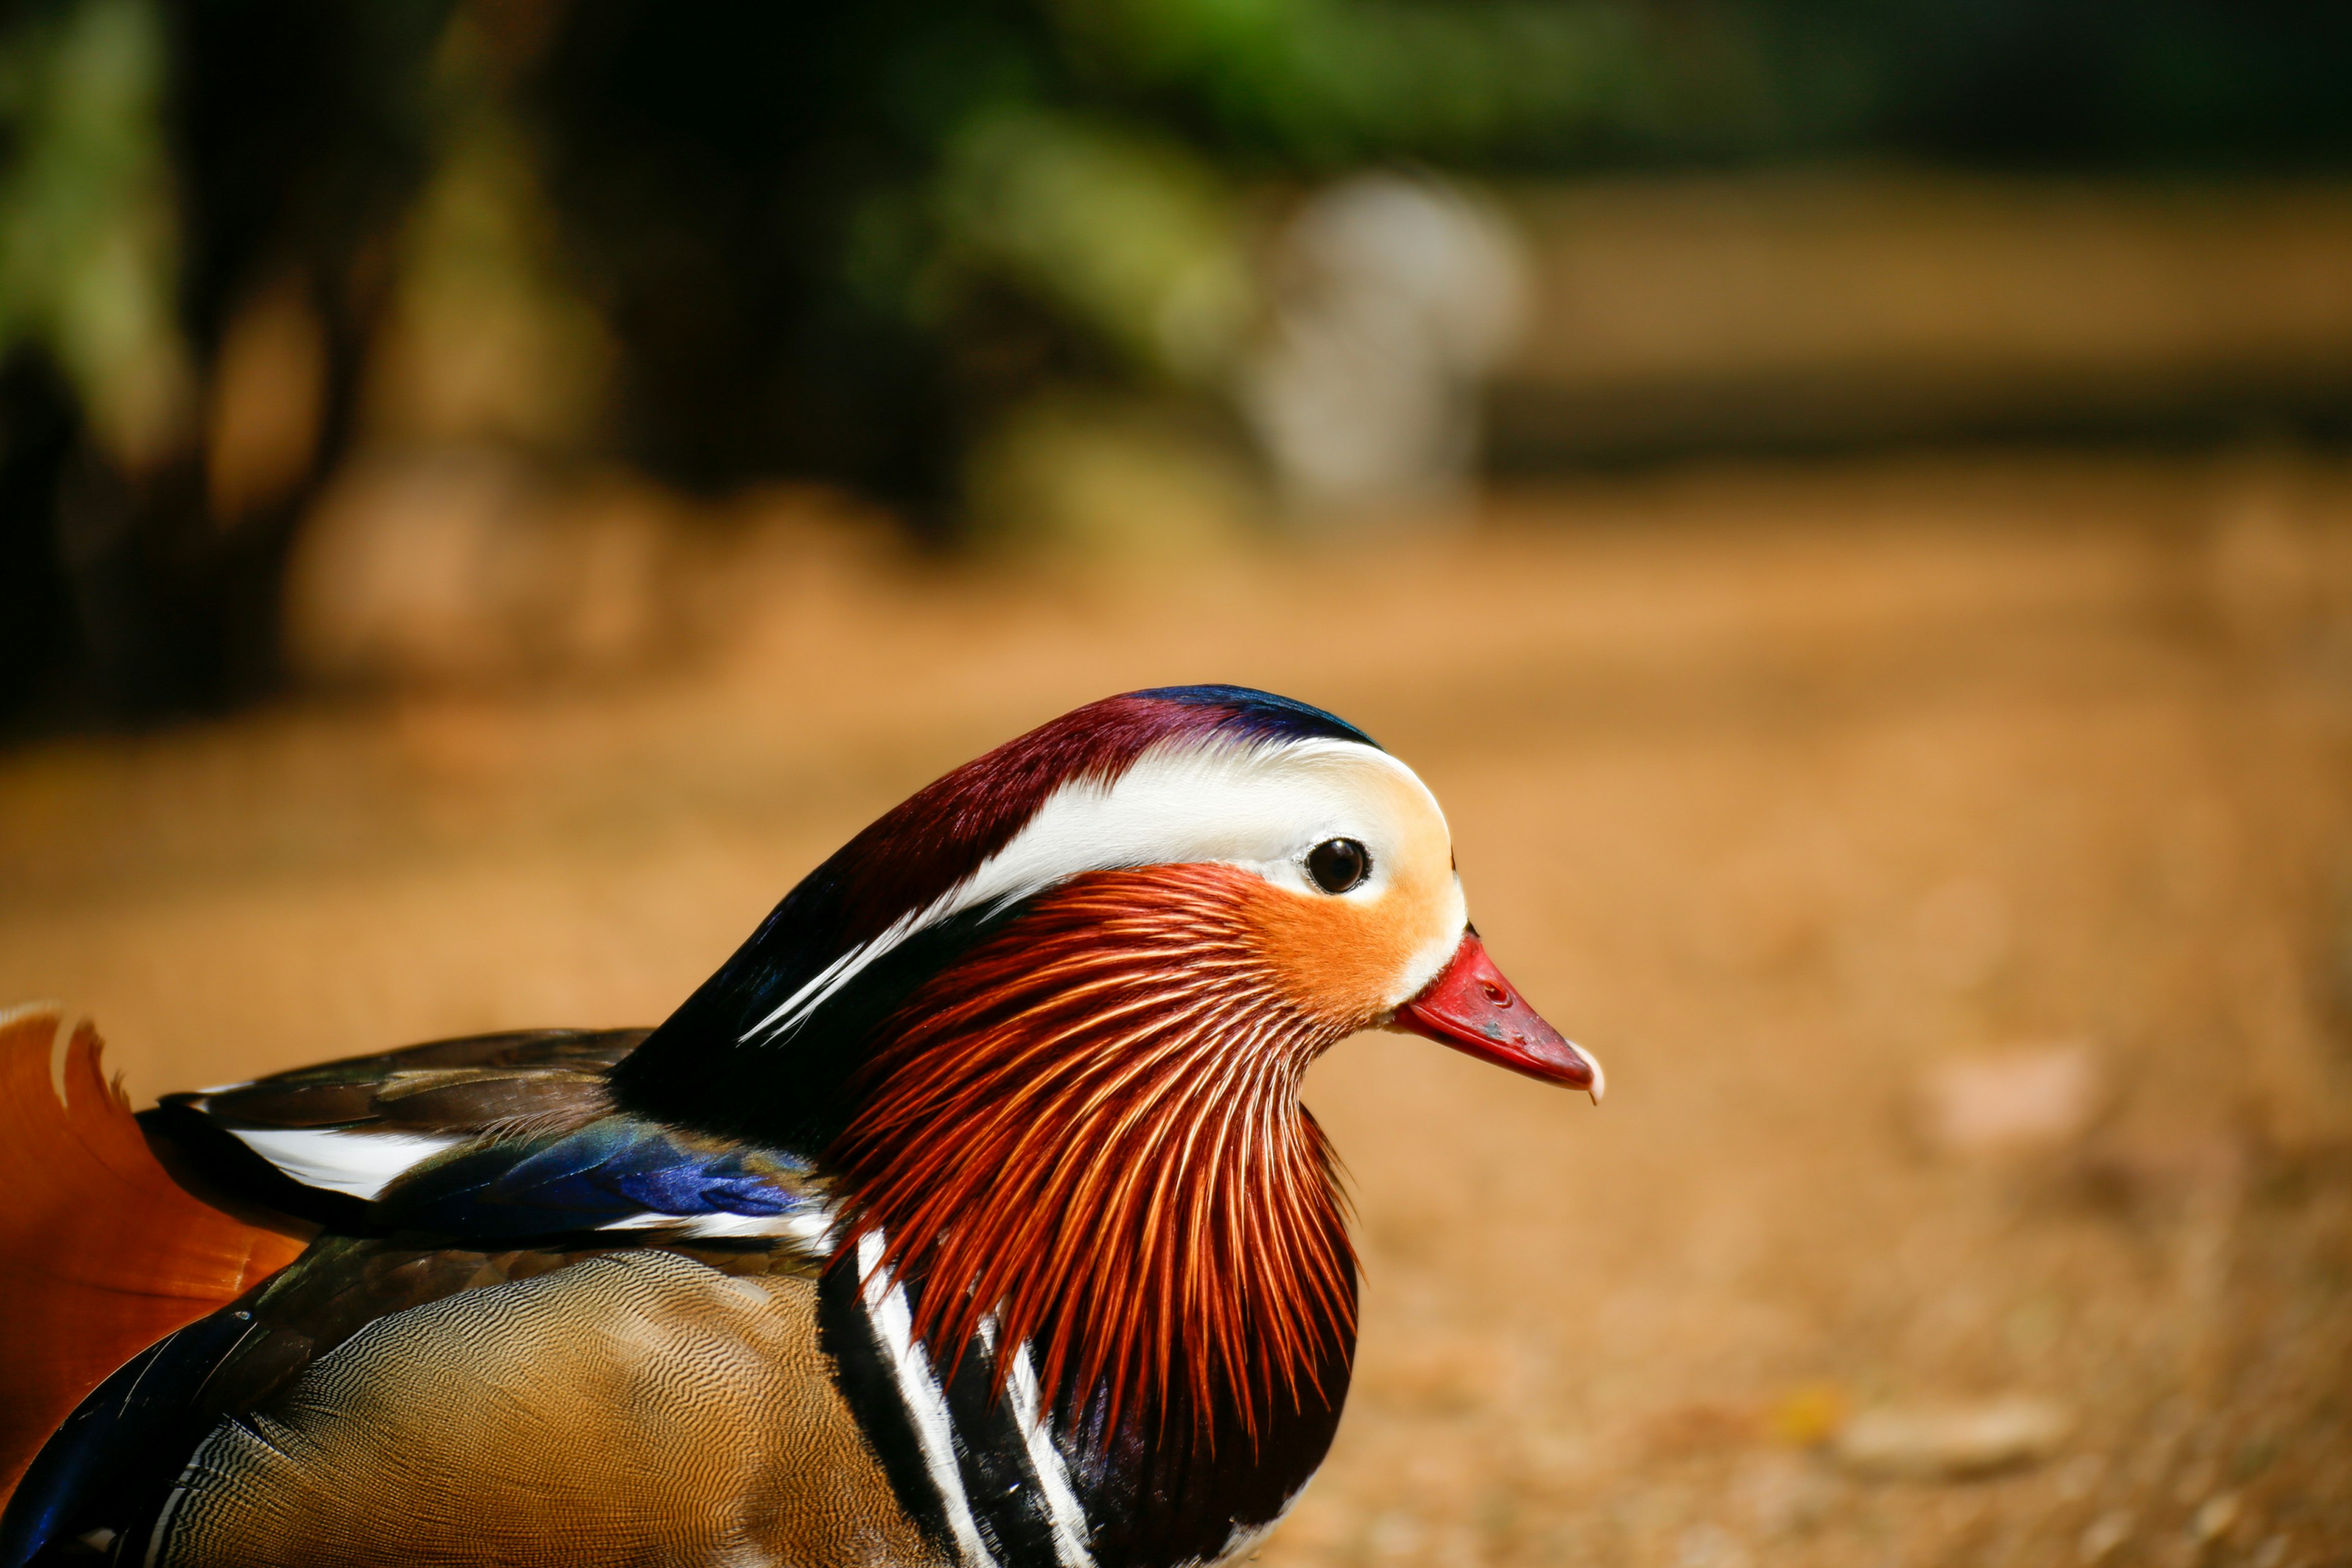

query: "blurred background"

left=4, top=0, right=2352, bottom=1562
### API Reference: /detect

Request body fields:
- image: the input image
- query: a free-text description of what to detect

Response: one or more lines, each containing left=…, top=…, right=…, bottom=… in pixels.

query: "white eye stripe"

left=742, top=736, right=1442, bottom=1046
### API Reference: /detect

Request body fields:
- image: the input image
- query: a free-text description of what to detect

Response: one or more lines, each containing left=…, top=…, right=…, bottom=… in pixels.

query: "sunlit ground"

left=5, top=449, right=2351, bottom=1566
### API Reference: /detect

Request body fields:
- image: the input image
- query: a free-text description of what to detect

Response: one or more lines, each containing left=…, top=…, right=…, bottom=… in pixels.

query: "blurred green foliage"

left=3, top=0, right=2351, bottom=721
left=0, top=0, right=185, bottom=467
left=521, top=0, right=2352, bottom=496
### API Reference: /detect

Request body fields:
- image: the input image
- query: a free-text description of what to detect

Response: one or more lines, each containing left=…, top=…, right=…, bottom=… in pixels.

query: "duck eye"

left=1306, top=838, right=1371, bottom=894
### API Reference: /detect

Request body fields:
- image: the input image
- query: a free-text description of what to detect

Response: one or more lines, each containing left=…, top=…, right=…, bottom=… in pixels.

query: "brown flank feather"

left=0, top=1008, right=306, bottom=1506
left=829, top=865, right=1358, bottom=1449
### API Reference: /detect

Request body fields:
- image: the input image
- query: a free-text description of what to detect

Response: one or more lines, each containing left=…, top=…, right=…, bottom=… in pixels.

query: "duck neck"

left=827, top=865, right=1360, bottom=1453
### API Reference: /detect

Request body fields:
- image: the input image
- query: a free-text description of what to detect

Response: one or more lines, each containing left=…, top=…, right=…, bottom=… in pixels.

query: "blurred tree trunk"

left=0, top=0, right=449, bottom=726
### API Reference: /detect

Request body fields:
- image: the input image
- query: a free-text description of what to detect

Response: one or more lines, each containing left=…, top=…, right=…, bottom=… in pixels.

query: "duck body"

left=0, top=687, right=1595, bottom=1568
left=11, top=1028, right=1342, bottom=1568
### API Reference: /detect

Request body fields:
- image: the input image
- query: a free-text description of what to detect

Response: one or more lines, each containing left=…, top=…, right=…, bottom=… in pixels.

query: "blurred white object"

left=1918, top=1043, right=2105, bottom=1156
left=1245, top=173, right=1529, bottom=521
left=1834, top=1396, right=2074, bottom=1479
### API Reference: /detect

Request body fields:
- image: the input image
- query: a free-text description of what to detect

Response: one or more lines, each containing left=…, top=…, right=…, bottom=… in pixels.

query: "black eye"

left=1306, top=838, right=1370, bottom=894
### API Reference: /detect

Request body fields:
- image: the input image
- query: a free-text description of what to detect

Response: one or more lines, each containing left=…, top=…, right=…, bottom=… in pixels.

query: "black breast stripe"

left=814, top=1260, right=959, bottom=1559
left=940, top=1333, right=1065, bottom=1568
left=817, top=1230, right=1357, bottom=1568
left=816, top=1255, right=1079, bottom=1568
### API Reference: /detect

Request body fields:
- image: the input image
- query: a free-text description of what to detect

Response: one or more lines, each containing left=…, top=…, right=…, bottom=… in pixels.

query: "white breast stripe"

left=223, top=1128, right=462, bottom=1201
left=859, top=1231, right=1000, bottom=1568
left=1007, top=1338, right=1098, bottom=1568
left=1194, top=1517, right=1280, bottom=1568
left=1186, top=1485, right=1313, bottom=1568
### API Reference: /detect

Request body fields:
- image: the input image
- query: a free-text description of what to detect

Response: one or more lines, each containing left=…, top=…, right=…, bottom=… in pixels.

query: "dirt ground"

left=6, top=450, right=2352, bottom=1567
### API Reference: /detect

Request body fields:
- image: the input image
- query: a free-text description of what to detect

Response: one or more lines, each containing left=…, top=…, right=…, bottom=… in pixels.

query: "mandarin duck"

left=0, top=685, right=1600, bottom=1568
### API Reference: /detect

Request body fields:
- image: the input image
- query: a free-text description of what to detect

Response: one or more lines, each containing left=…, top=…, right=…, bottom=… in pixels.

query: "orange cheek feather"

left=1246, top=865, right=1459, bottom=1030
left=1245, top=763, right=1463, bottom=1028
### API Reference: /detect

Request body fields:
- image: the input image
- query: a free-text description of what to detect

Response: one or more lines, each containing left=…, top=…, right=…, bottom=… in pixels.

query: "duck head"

left=611, top=685, right=1597, bottom=1441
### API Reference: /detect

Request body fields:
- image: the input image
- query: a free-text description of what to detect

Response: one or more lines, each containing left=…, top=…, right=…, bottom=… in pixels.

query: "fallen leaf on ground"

left=1918, top=1044, right=2104, bottom=1156
left=1833, top=1395, right=2073, bottom=1479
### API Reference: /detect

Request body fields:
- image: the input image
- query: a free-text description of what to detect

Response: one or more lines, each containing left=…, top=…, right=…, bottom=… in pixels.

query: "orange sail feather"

left=0, top=1006, right=304, bottom=1507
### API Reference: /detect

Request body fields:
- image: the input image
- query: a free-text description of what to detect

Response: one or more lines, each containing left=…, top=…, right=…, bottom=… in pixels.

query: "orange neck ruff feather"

left=829, top=864, right=1358, bottom=1448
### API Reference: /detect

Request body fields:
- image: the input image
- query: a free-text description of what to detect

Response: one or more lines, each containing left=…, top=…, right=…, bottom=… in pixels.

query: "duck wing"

left=142, top=1029, right=834, bottom=1247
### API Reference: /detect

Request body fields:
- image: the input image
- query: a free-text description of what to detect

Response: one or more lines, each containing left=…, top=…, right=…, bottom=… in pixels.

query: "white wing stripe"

left=222, top=1128, right=461, bottom=1201
left=596, top=1208, right=836, bottom=1243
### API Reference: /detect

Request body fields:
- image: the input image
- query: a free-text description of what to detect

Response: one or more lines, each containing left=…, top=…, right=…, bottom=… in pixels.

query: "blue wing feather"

left=141, top=1030, right=827, bottom=1245
left=371, top=1116, right=816, bottom=1238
